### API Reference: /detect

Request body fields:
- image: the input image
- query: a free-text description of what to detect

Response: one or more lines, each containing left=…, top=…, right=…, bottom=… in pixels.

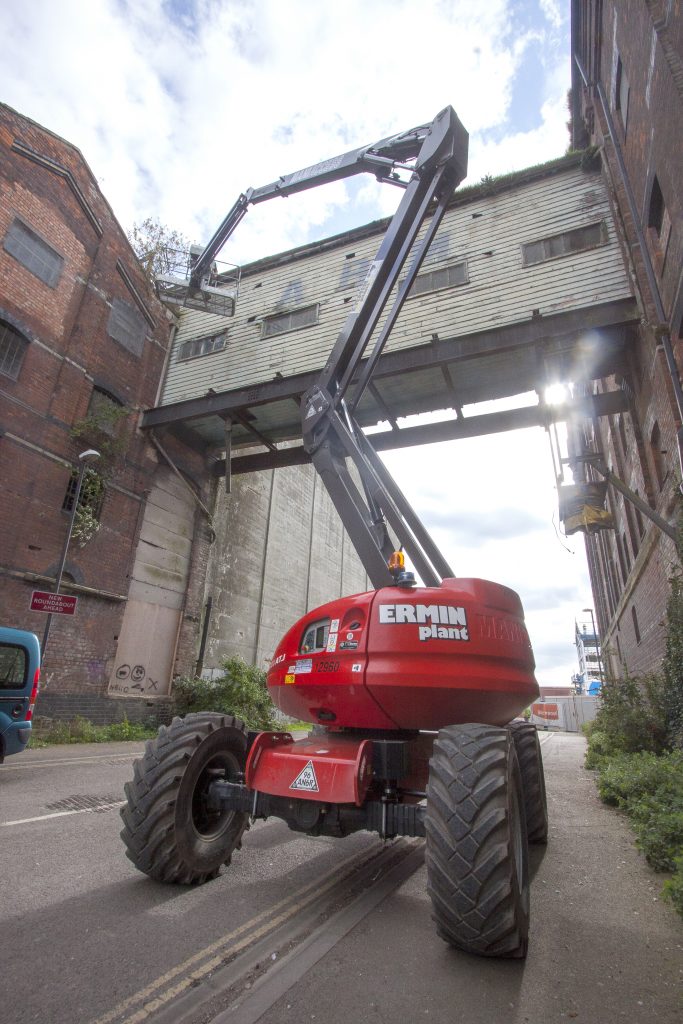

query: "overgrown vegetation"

left=68, top=398, right=129, bottom=546
left=127, top=217, right=191, bottom=283
left=30, top=715, right=158, bottom=746
left=584, top=573, right=683, bottom=916
left=29, top=658, right=282, bottom=748
left=174, top=656, right=279, bottom=731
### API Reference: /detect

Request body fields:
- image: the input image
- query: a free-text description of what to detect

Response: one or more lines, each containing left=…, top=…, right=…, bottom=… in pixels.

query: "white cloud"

left=0, top=0, right=588, bottom=685
left=1, top=0, right=570, bottom=257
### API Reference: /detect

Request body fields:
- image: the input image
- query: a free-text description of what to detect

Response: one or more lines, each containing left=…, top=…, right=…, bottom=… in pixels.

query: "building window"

left=62, top=467, right=105, bottom=519
left=178, top=331, right=227, bottom=361
left=3, top=218, right=64, bottom=287
left=615, top=55, right=629, bottom=131
left=338, top=256, right=370, bottom=292
left=522, top=222, right=606, bottom=266
left=624, top=500, right=640, bottom=558
left=647, top=176, right=671, bottom=258
left=618, top=414, right=628, bottom=460
left=631, top=605, right=641, bottom=645
left=650, top=421, right=666, bottom=490
left=0, top=320, right=29, bottom=379
left=616, top=532, right=628, bottom=585
left=261, top=304, right=318, bottom=339
left=107, top=298, right=146, bottom=357
left=648, top=176, right=665, bottom=234
left=409, top=261, right=469, bottom=297
left=87, top=387, right=125, bottom=436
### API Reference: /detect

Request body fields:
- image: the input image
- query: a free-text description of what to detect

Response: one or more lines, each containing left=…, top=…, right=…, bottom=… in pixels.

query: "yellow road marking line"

left=90, top=842, right=383, bottom=1024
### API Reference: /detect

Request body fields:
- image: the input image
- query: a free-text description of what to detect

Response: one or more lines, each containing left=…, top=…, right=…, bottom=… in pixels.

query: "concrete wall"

left=200, top=462, right=370, bottom=674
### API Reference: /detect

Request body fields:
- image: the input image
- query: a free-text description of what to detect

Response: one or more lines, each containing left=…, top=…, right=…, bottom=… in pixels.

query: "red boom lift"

left=121, top=107, right=547, bottom=959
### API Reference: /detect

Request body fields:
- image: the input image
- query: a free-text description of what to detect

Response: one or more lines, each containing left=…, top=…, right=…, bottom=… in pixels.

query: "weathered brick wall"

left=34, top=693, right=174, bottom=728
left=575, top=1, right=683, bottom=679
left=0, top=103, right=206, bottom=722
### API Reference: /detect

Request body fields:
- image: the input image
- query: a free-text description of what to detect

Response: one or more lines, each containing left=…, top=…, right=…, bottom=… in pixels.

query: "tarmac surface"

left=2, top=730, right=681, bottom=1024
left=228, top=731, right=683, bottom=1024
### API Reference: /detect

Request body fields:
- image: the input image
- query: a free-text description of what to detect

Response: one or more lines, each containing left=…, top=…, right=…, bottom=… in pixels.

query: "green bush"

left=582, top=568, right=683, bottom=918
left=174, top=656, right=278, bottom=731
left=661, top=575, right=683, bottom=749
left=591, top=674, right=668, bottom=759
left=31, top=715, right=157, bottom=746
left=586, top=747, right=683, bottom=917
left=663, top=854, right=683, bottom=914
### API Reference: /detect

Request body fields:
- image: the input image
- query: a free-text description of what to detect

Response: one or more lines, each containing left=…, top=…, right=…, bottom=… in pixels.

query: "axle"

left=207, top=777, right=426, bottom=840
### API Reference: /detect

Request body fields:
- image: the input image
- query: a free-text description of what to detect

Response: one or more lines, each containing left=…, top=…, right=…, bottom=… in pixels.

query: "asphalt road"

left=1, top=731, right=681, bottom=1024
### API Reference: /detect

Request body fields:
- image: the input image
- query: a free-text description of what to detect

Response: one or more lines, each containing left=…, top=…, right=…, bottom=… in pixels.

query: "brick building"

left=570, top=1, right=683, bottom=678
left=0, top=103, right=211, bottom=723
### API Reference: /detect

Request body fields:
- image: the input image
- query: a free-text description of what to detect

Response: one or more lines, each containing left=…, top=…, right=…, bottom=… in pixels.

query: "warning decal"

left=289, top=760, right=319, bottom=792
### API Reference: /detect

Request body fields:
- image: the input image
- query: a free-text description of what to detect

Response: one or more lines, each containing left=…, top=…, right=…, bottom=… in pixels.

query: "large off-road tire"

left=425, top=723, right=530, bottom=958
left=120, top=712, right=250, bottom=884
left=508, top=720, right=548, bottom=844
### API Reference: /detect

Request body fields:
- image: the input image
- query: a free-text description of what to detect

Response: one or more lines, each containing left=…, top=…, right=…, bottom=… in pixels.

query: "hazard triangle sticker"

left=289, top=759, right=319, bottom=792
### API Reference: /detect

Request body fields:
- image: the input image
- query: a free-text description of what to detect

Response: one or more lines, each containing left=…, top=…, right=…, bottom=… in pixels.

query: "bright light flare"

left=544, top=383, right=570, bottom=405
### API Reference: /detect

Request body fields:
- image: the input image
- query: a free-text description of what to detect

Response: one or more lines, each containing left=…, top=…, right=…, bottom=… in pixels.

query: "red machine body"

left=266, top=577, right=538, bottom=732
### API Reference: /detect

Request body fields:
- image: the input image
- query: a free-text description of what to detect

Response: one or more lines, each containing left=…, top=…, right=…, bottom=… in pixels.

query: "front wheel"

left=425, top=723, right=530, bottom=958
left=120, top=712, right=250, bottom=884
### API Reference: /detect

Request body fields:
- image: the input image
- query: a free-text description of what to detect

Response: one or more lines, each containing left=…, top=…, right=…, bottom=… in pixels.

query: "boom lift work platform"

left=121, top=107, right=547, bottom=959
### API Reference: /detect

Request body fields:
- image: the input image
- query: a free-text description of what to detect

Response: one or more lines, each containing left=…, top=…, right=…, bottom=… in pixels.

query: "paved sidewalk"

left=255, top=731, right=683, bottom=1024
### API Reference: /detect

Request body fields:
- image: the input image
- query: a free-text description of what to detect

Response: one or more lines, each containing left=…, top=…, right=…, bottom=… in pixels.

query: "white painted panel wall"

left=160, top=165, right=632, bottom=407
left=109, top=467, right=196, bottom=695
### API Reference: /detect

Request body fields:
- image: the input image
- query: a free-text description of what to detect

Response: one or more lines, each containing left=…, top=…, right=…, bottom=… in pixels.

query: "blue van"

left=0, top=627, right=41, bottom=762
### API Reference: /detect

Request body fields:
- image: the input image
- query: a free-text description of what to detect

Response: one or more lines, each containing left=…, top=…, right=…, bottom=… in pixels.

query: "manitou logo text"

left=378, top=603, right=469, bottom=642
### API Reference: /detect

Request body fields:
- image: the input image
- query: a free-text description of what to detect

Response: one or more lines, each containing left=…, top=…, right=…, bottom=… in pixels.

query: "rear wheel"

left=425, top=723, right=530, bottom=958
left=508, top=720, right=548, bottom=843
left=120, top=712, right=250, bottom=884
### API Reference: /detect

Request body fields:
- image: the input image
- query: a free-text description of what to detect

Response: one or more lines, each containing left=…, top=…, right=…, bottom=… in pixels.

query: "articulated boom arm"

left=199, top=107, right=468, bottom=589
left=302, top=106, right=468, bottom=589
left=191, top=109, right=466, bottom=289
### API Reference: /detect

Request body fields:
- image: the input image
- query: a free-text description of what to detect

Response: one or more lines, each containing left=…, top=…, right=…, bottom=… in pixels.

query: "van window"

left=0, top=643, right=27, bottom=688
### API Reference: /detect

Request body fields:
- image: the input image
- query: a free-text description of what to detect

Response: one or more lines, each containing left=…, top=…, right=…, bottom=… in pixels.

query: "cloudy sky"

left=1, top=0, right=594, bottom=686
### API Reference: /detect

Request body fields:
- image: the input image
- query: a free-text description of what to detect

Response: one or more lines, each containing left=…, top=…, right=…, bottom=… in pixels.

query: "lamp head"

left=79, top=449, right=101, bottom=461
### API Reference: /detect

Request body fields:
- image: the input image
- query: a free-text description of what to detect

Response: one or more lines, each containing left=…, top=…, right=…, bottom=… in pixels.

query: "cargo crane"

left=120, top=107, right=547, bottom=959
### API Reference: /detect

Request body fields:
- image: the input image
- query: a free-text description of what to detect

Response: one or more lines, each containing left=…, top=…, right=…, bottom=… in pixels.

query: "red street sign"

left=30, top=591, right=78, bottom=615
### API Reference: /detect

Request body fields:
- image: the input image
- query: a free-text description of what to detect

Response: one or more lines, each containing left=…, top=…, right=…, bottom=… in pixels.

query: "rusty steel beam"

left=212, top=389, right=627, bottom=477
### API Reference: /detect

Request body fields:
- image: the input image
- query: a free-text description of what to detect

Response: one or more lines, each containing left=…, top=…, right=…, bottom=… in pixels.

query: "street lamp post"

left=582, top=606, right=604, bottom=686
left=41, top=449, right=100, bottom=657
